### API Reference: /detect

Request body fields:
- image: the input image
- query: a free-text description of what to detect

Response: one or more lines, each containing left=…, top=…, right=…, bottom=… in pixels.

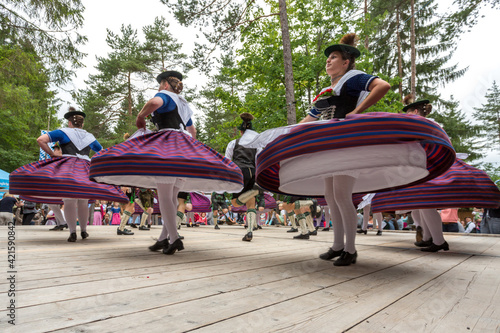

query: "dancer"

left=244, top=34, right=455, bottom=265
left=117, top=187, right=135, bottom=235
left=134, top=188, right=155, bottom=230
left=370, top=96, right=500, bottom=251
left=225, top=113, right=262, bottom=241
left=9, top=107, right=128, bottom=242
left=211, top=192, right=228, bottom=229
left=356, top=193, right=383, bottom=236
left=89, top=70, right=243, bottom=254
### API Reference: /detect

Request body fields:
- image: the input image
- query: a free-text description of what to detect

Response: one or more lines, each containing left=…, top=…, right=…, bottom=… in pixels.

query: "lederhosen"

left=232, top=138, right=257, bottom=200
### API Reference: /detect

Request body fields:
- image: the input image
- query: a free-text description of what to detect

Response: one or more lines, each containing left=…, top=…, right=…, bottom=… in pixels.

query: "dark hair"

left=339, top=33, right=358, bottom=71
left=69, top=115, right=84, bottom=128
left=164, top=77, right=183, bottom=94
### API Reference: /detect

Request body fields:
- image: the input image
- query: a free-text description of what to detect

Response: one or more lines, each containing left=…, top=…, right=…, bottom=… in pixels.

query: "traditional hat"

left=324, top=33, right=361, bottom=58
left=402, top=95, right=430, bottom=113
left=237, top=113, right=254, bottom=131
left=156, top=70, right=183, bottom=84
left=64, top=109, right=86, bottom=119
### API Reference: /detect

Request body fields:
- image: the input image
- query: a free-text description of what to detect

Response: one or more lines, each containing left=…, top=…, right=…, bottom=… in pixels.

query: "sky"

left=56, top=0, right=500, bottom=162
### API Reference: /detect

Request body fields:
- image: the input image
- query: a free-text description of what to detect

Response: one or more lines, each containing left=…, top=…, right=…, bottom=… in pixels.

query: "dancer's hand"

left=136, top=116, right=146, bottom=129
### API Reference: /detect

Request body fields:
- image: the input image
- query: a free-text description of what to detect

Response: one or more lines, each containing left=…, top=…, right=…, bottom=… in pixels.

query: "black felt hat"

left=64, top=110, right=86, bottom=119
left=402, top=100, right=430, bottom=112
left=324, top=44, right=361, bottom=58
left=156, top=70, right=183, bottom=84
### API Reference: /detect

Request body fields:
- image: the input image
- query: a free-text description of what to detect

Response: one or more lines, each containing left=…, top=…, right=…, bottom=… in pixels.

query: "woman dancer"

left=245, top=34, right=455, bottom=265
left=89, top=70, right=243, bottom=254
left=9, top=107, right=128, bottom=242
left=370, top=97, right=500, bottom=251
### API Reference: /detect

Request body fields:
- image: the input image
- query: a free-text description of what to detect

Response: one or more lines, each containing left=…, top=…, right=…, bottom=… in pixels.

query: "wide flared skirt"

left=89, top=130, right=243, bottom=193
left=370, top=159, right=500, bottom=212
left=10, top=157, right=128, bottom=202
left=190, top=192, right=212, bottom=213
left=256, top=112, right=455, bottom=196
left=231, top=193, right=276, bottom=212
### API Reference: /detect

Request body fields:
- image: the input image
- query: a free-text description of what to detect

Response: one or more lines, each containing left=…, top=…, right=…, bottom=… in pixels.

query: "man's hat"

left=156, top=70, right=183, bottom=84
left=64, top=109, right=86, bottom=119
left=324, top=44, right=360, bottom=58
left=402, top=95, right=430, bottom=112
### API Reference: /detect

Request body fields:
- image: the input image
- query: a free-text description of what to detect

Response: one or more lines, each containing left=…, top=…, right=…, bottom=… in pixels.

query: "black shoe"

left=414, top=239, right=433, bottom=247
left=130, top=223, right=138, bottom=228
left=257, top=225, right=262, bottom=229
left=117, top=227, right=134, bottom=235
left=287, top=228, right=298, bottom=233
left=309, top=230, right=317, bottom=236
left=139, top=225, right=150, bottom=230
left=186, top=223, right=192, bottom=227
left=81, top=231, right=89, bottom=239
left=61, top=224, right=68, bottom=229
left=319, top=248, right=343, bottom=260
left=376, top=230, right=382, bottom=236
left=162, top=238, right=184, bottom=255
left=49, top=225, right=62, bottom=230
left=333, top=251, right=357, bottom=266
left=357, top=229, right=367, bottom=235
left=242, top=232, right=253, bottom=242
left=293, top=233, right=310, bottom=240
left=178, top=234, right=184, bottom=240
left=321, top=227, right=330, bottom=232
left=214, top=225, right=220, bottom=230
left=177, top=224, right=181, bottom=230
left=147, top=224, right=151, bottom=228
left=67, top=232, right=77, bottom=242
left=421, top=241, right=449, bottom=252
left=149, top=239, right=168, bottom=252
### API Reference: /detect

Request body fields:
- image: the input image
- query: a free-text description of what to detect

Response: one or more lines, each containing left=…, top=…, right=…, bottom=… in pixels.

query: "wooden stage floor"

left=1, top=224, right=499, bottom=333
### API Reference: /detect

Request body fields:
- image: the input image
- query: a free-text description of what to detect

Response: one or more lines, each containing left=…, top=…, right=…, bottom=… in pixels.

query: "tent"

left=0, top=169, right=9, bottom=194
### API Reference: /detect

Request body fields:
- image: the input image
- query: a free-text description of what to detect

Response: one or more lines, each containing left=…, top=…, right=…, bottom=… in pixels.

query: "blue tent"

left=0, top=169, right=9, bottom=193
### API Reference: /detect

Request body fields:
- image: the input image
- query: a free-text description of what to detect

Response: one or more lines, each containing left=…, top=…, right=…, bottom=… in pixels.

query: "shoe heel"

left=443, top=242, right=449, bottom=251
left=352, top=258, right=357, bottom=264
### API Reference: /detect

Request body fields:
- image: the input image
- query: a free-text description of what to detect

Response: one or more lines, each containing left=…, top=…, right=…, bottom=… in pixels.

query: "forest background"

left=1, top=0, right=500, bottom=184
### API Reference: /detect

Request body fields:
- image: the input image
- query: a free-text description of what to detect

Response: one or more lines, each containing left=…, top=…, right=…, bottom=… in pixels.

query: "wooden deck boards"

left=1, top=225, right=499, bottom=332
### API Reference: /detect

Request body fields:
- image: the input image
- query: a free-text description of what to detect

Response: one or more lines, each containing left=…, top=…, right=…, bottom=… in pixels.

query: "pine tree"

left=472, top=81, right=500, bottom=149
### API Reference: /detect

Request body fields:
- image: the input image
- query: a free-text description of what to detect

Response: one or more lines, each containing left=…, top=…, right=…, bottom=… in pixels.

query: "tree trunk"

left=128, top=72, right=133, bottom=115
left=396, top=6, right=403, bottom=101
left=364, top=0, right=369, bottom=50
left=410, top=0, right=416, bottom=99
left=278, top=0, right=296, bottom=125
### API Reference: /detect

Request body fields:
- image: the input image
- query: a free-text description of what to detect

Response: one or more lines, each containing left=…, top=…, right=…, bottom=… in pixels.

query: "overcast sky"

left=56, top=0, right=500, bottom=162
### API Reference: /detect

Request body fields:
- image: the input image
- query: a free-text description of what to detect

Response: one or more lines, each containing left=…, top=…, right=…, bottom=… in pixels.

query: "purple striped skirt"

left=232, top=193, right=276, bottom=212
left=190, top=192, right=212, bottom=213
left=371, top=159, right=500, bottom=212
left=10, top=157, right=128, bottom=202
left=89, top=130, right=243, bottom=193
left=256, top=112, right=455, bottom=196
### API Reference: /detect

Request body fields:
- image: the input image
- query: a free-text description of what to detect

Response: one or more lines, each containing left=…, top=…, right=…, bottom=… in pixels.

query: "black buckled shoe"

left=139, top=225, right=150, bottom=230
left=309, top=230, right=317, bottom=236
left=130, top=223, right=138, bottom=228
left=319, top=248, right=344, bottom=260
left=242, top=232, right=253, bottom=242
left=376, top=230, right=382, bottom=236
left=67, top=232, right=77, bottom=242
left=61, top=224, right=68, bottom=229
left=287, top=228, right=298, bottom=233
left=49, top=225, right=61, bottom=231
left=321, top=227, right=330, bottom=232
left=421, top=241, right=449, bottom=252
left=214, top=225, right=220, bottom=230
left=117, top=227, right=134, bottom=235
left=357, top=229, right=367, bottom=235
left=149, top=239, right=168, bottom=252
left=81, top=231, right=89, bottom=239
left=333, top=251, right=357, bottom=266
left=293, top=233, right=310, bottom=240
left=163, top=238, right=184, bottom=255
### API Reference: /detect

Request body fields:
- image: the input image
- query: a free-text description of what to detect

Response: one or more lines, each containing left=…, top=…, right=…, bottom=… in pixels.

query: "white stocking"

left=324, top=207, right=331, bottom=228
left=373, top=212, right=383, bottom=231
left=412, top=210, right=430, bottom=241
left=48, top=204, right=66, bottom=226
left=77, top=199, right=89, bottom=232
left=157, top=182, right=180, bottom=244
left=332, top=175, right=357, bottom=254
left=362, top=205, right=370, bottom=230
left=419, top=209, right=446, bottom=245
left=63, top=199, right=78, bottom=233
left=324, top=177, right=344, bottom=251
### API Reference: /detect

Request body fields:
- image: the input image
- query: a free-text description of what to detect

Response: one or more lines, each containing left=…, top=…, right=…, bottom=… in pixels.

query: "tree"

left=472, top=81, right=500, bottom=149
left=0, top=0, right=87, bottom=85
left=430, top=97, right=483, bottom=162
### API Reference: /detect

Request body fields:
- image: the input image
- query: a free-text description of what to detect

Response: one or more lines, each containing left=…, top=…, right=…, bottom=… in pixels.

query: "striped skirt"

left=256, top=112, right=455, bottom=196
left=89, top=130, right=243, bottom=193
left=10, top=157, right=128, bottom=202
left=190, top=192, right=212, bottom=213
left=232, top=192, right=276, bottom=212
left=370, top=159, right=500, bottom=212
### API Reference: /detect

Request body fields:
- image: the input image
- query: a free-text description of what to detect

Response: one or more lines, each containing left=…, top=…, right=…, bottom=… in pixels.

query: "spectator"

left=383, top=214, right=396, bottom=230
left=463, top=217, right=476, bottom=233
left=440, top=208, right=459, bottom=232
left=22, top=200, right=38, bottom=225
left=0, top=193, right=20, bottom=225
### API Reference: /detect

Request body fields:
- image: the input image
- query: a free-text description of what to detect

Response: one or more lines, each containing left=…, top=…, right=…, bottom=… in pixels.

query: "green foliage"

left=0, top=0, right=87, bottom=84
left=0, top=45, right=58, bottom=172
left=472, top=81, right=500, bottom=149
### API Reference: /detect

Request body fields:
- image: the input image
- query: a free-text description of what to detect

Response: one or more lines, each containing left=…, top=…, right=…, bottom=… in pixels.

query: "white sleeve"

left=225, top=140, right=236, bottom=160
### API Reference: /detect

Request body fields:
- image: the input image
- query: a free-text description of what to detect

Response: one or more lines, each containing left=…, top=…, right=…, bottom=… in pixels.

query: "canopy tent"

left=0, top=169, right=9, bottom=196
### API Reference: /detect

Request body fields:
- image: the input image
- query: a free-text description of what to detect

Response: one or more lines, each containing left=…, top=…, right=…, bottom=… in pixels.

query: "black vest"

left=314, top=83, right=359, bottom=119
left=150, top=107, right=185, bottom=130
left=232, top=138, right=257, bottom=169
left=60, top=141, right=91, bottom=157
